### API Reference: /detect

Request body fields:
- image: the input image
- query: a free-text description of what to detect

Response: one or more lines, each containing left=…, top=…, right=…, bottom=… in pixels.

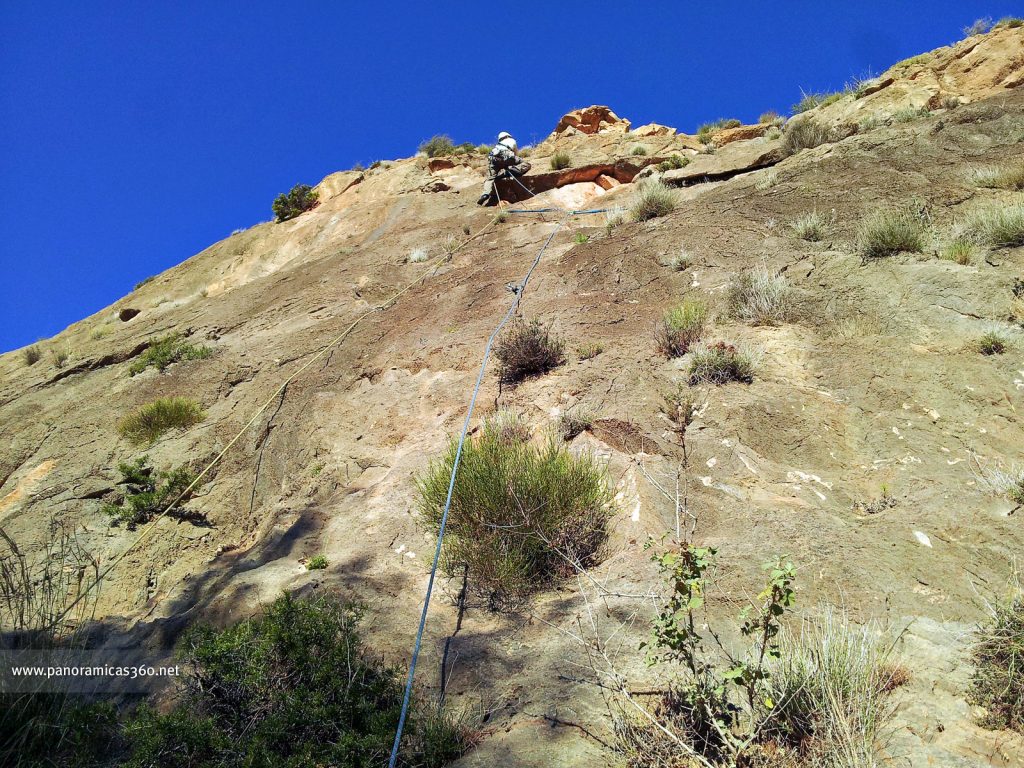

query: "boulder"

left=631, top=122, right=677, bottom=137
left=711, top=123, right=771, bottom=146
left=554, top=105, right=631, bottom=136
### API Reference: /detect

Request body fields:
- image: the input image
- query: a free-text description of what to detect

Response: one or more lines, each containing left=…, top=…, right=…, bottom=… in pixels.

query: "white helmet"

left=497, top=131, right=513, bottom=142
left=497, top=131, right=517, bottom=151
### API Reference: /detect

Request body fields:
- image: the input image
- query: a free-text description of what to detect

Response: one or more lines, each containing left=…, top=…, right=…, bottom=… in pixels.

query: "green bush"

left=758, top=110, right=782, bottom=125
left=306, top=555, right=328, bottom=570
left=100, top=456, right=197, bottom=529
left=995, top=17, right=1024, bottom=29
left=891, top=106, right=930, bottom=123
left=129, top=333, right=212, bottom=376
left=657, top=155, right=689, bottom=172
left=272, top=184, right=319, bottom=222
left=494, top=319, right=565, bottom=384
left=419, top=135, right=455, bottom=158
left=52, top=346, right=70, bottom=368
left=695, top=118, right=741, bottom=144
left=121, top=593, right=472, bottom=767
left=687, top=341, right=755, bottom=385
left=941, top=239, right=976, bottom=264
left=417, top=413, right=611, bottom=605
left=856, top=207, right=926, bottom=259
left=782, top=118, right=833, bottom=155
left=550, top=151, right=572, bottom=170
left=958, top=203, right=1024, bottom=247
left=117, top=397, right=205, bottom=445
left=576, top=342, right=603, bottom=360
left=631, top=145, right=647, bottom=156
left=791, top=210, right=826, bottom=241
left=970, top=596, right=1024, bottom=733
left=630, top=179, right=677, bottom=222
left=977, top=331, right=1008, bottom=355
left=656, top=298, right=708, bottom=357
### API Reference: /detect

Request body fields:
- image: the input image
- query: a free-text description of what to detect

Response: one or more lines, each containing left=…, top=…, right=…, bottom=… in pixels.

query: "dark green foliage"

left=970, top=597, right=1024, bottom=733
left=120, top=594, right=471, bottom=767
left=100, top=456, right=197, bottom=529
left=117, top=396, right=205, bottom=444
left=0, top=698, right=120, bottom=768
left=272, top=184, right=319, bottom=222
left=658, top=155, right=689, bottom=172
left=419, top=135, right=455, bottom=158
left=306, top=555, right=328, bottom=570
left=129, top=332, right=212, bottom=376
left=417, top=414, right=612, bottom=605
left=494, top=319, right=566, bottom=384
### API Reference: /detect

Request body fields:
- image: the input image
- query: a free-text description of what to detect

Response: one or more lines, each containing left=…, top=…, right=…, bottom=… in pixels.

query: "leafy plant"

left=417, top=413, right=611, bottom=606
left=550, top=151, right=572, bottom=170
left=941, top=239, right=975, bottom=265
left=117, top=397, right=205, bottom=445
left=272, top=184, right=319, bottom=222
left=100, top=456, right=197, bottom=529
left=306, top=555, right=328, bottom=570
left=658, top=155, right=689, bottom=172
left=494, top=319, right=566, bottom=384
left=419, top=134, right=455, bottom=158
left=129, top=333, right=212, bottom=375
left=656, top=298, right=709, bottom=358
left=688, top=342, right=755, bottom=385
left=574, top=233, right=589, bottom=244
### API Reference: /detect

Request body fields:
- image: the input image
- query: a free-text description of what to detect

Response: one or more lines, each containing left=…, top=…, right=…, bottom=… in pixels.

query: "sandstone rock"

left=554, top=105, right=631, bottom=136
left=661, top=141, right=784, bottom=186
left=631, top=122, right=677, bottom=137
left=711, top=123, right=771, bottom=146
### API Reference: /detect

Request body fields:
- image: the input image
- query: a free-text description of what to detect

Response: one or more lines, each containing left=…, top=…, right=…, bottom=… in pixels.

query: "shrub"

left=657, top=155, right=689, bottom=172
left=660, top=248, right=692, bottom=271
left=22, top=345, right=41, bottom=366
left=763, top=608, right=903, bottom=763
left=765, top=125, right=782, bottom=140
left=856, top=207, right=926, bottom=259
left=687, top=341, right=755, bottom=385
left=576, top=342, right=603, bottom=360
left=407, top=247, right=429, bottom=264
left=134, top=275, right=155, bottom=290
left=791, top=210, right=826, bottom=241
left=970, top=595, right=1024, bottom=733
left=573, top=233, right=589, bottom=244
left=129, top=333, right=212, bottom=375
left=969, top=165, right=1024, bottom=191
left=419, top=134, right=455, bottom=157
left=550, top=151, right=572, bottom=170
left=629, top=179, right=676, bottom=222
left=51, top=346, right=70, bottom=368
left=995, top=17, right=1024, bottom=29
left=122, top=593, right=472, bottom=766
left=958, top=203, right=1024, bottom=247
left=117, top=397, right=205, bottom=445
left=941, top=239, right=976, bottom=264
left=728, top=265, right=793, bottom=325
left=891, top=106, right=930, bottom=123
left=754, top=169, right=779, bottom=191
left=631, top=145, right=647, bottom=156
left=695, top=118, right=741, bottom=143
left=306, top=555, right=328, bottom=570
left=494, top=319, right=565, bottom=384
left=791, top=90, right=844, bottom=114
left=977, top=330, right=1009, bottom=355
left=100, top=456, right=197, bottom=529
left=656, top=298, right=708, bottom=357
left=964, top=17, right=993, bottom=36
left=559, top=407, right=595, bottom=440
left=782, top=118, right=833, bottom=154
left=758, top=110, right=782, bottom=125
left=272, top=184, right=319, bottom=222
left=417, top=412, right=612, bottom=604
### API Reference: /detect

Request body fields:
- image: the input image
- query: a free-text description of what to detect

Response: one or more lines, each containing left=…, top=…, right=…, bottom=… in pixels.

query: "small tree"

left=272, top=184, right=319, bottom=222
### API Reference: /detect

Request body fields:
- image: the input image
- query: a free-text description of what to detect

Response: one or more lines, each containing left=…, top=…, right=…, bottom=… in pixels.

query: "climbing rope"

left=387, top=212, right=569, bottom=767
left=50, top=206, right=507, bottom=631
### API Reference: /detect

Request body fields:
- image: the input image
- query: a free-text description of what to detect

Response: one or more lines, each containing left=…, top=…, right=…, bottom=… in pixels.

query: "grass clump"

left=695, top=118, right=741, bottom=143
left=123, top=593, right=473, bottom=766
left=306, top=554, right=328, bottom=570
left=687, top=341, right=755, bottom=385
left=856, top=207, right=926, bottom=259
left=791, top=210, right=826, bottom=241
left=22, top=344, right=41, bottom=366
left=51, top=346, right=70, bottom=368
left=759, top=110, right=783, bottom=125
left=129, top=332, right=212, bottom=375
left=995, top=17, right=1024, bottom=29
left=576, top=341, right=603, bottom=360
left=970, top=595, right=1024, bottom=733
left=629, top=179, right=676, bottom=222
left=559, top=406, right=595, bottom=441
left=941, top=239, right=976, bottom=264
left=754, top=169, right=779, bottom=190
left=100, top=456, right=196, bottom=529
left=791, top=90, right=845, bottom=114
left=418, top=134, right=455, bottom=157
left=117, top=396, right=205, bottom=445
left=573, top=232, right=589, bottom=244
left=660, top=248, right=692, bottom=271
left=969, top=165, right=1024, bottom=191
left=631, top=145, right=647, bottom=156
left=272, top=184, right=319, bottom=222
left=957, top=203, right=1024, bottom=247
left=977, top=330, right=1009, bottom=355
left=782, top=118, right=834, bottom=154
left=550, top=151, right=572, bottom=170
left=494, top=319, right=565, bottom=384
left=417, top=412, right=611, bottom=605
left=891, top=106, right=930, bottom=123
left=406, top=247, right=429, bottom=264
left=656, top=298, right=708, bottom=357
left=657, top=154, right=689, bottom=172
left=728, top=265, right=793, bottom=325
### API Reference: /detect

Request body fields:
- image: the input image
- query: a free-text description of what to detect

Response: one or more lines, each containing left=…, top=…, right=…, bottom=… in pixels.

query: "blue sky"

left=1, top=2, right=1018, bottom=352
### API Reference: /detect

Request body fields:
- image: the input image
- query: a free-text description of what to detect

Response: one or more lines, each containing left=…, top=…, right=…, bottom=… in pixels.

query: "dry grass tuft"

left=728, top=265, right=793, bottom=325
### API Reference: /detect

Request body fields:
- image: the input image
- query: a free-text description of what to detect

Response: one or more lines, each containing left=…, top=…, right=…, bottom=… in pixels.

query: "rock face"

left=2, top=27, right=1024, bottom=768
left=553, top=105, right=631, bottom=136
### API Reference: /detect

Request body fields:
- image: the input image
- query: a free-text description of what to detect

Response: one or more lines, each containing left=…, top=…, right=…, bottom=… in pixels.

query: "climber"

left=477, top=131, right=531, bottom=206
